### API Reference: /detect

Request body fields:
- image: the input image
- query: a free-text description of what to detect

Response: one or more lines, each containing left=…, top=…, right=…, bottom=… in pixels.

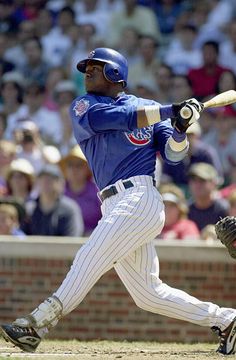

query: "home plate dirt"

left=0, top=339, right=227, bottom=360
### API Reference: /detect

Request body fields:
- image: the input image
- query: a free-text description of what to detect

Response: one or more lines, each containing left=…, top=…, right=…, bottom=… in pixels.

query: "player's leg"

left=114, top=242, right=236, bottom=355
left=1, top=177, right=164, bottom=352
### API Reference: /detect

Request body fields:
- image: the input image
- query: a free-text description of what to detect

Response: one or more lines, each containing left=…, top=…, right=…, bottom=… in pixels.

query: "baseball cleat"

left=212, top=317, right=236, bottom=355
left=0, top=324, right=41, bottom=353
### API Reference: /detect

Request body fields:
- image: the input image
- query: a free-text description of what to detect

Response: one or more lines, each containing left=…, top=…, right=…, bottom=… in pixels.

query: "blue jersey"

left=70, top=92, right=176, bottom=190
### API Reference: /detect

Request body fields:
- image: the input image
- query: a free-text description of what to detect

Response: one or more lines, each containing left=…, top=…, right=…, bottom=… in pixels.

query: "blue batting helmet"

left=76, top=48, right=128, bottom=88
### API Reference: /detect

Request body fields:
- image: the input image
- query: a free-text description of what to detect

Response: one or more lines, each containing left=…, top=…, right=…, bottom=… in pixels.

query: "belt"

left=100, top=180, right=134, bottom=202
left=100, top=178, right=156, bottom=202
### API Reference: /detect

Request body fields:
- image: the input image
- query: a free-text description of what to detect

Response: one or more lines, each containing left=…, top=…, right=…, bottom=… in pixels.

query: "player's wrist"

left=168, top=129, right=188, bottom=152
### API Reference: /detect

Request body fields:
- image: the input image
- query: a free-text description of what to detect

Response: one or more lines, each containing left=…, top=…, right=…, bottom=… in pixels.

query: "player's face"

left=85, top=60, right=111, bottom=95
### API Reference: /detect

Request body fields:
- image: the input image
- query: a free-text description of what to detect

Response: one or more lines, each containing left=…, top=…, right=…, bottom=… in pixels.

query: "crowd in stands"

left=0, top=0, right=236, bottom=241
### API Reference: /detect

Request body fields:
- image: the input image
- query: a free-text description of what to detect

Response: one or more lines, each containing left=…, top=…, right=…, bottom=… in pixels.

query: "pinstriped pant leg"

left=114, top=241, right=236, bottom=331
left=54, top=183, right=164, bottom=316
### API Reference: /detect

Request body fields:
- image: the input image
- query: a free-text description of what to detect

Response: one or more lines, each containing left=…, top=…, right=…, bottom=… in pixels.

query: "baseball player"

left=1, top=48, right=236, bottom=355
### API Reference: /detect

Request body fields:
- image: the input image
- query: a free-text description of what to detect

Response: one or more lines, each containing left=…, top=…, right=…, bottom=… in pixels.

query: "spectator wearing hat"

left=59, top=146, right=101, bottom=236
left=158, top=183, right=200, bottom=240
left=0, top=197, right=26, bottom=237
left=162, top=121, right=223, bottom=192
left=22, top=164, right=84, bottom=237
left=5, top=158, right=35, bottom=204
left=0, top=140, right=16, bottom=196
left=188, top=162, right=229, bottom=232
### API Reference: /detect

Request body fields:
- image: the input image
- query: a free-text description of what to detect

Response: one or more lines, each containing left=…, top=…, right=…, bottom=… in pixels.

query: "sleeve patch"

left=73, top=99, right=90, bottom=117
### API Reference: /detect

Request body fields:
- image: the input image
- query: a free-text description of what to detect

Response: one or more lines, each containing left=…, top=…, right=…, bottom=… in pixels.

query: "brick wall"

left=0, top=237, right=236, bottom=343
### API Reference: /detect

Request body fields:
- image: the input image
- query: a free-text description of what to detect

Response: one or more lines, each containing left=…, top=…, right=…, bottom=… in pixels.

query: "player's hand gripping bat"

left=180, top=90, right=236, bottom=119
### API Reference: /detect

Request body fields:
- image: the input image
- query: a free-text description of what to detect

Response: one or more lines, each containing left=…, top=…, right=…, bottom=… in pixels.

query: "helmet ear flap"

left=103, top=63, right=126, bottom=87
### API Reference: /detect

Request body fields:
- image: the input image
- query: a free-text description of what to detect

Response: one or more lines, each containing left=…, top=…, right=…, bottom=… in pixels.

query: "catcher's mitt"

left=215, top=216, right=236, bottom=258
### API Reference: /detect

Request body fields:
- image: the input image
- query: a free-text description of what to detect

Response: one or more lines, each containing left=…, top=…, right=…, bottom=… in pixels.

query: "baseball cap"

left=1, top=71, right=25, bottom=87
left=38, top=164, right=63, bottom=178
left=188, top=162, right=218, bottom=181
left=162, top=193, right=180, bottom=204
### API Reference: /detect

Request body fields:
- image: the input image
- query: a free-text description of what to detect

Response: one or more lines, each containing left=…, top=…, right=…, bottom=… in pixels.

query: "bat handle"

left=180, top=106, right=192, bottom=119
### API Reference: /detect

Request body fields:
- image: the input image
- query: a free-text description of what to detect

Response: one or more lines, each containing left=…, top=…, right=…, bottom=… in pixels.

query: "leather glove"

left=171, top=98, right=203, bottom=133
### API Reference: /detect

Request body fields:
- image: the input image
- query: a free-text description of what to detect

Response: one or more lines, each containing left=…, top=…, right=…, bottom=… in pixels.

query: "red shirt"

left=188, top=65, right=228, bottom=98
left=160, top=218, right=200, bottom=240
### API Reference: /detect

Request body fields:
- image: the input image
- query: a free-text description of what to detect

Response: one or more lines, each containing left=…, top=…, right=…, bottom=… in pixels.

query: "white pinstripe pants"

left=54, top=176, right=236, bottom=331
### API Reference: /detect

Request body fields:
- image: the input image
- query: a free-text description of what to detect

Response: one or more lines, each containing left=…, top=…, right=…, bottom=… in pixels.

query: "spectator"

left=162, top=122, right=223, bottom=190
left=58, top=145, right=102, bottom=236
left=188, top=40, right=229, bottom=100
left=43, top=66, right=68, bottom=111
left=153, top=63, right=173, bottom=104
left=74, top=0, right=111, bottom=38
left=5, top=158, right=35, bottom=204
left=19, top=36, right=49, bottom=86
left=13, top=121, right=45, bottom=173
left=202, top=105, right=236, bottom=183
left=0, top=140, right=16, bottom=196
left=53, top=80, right=78, bottom=154
left=0, top=197, right=26, bottom=237
left=215, top=69, right=236, bottom=94
left=67, top=23, right=101, bottom=95
left=128, top=35, right=160, bottom=91
left=219, top=20, right=236, bottom=75
left=0, top=71, right=27, bottom=140
left=171, top=74, right=193, bottom=103
left=151, top=0, right=186, bottom=37
left=40, top=6, right=73, bottom=68
left=117, top=26, right=140, bottom=67
left=164, top=24, right=202, bottom=75
left=22, top=164, right=84, bottom=237
left=4, top=20, right=37, bottom=68
left=107, top=0, right=161, bottom=48
left=0, top=0, right=19, bottom=35
left=21, top=82, right=63, bottom=146
left=158, top=183, right=200, bottom=240
left=188, top=162, right=229, bottom=231
left=0, top=33, right=15, bottom=77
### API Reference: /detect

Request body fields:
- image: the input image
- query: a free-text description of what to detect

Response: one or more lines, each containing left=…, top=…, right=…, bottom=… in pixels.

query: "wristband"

left=144, top=105, right=161, bottom=125
left=168, top=129, right=188, bottom=152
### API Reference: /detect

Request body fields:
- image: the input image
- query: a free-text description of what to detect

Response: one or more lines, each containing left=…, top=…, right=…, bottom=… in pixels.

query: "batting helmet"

left=76, top=48, right=128, bottom=88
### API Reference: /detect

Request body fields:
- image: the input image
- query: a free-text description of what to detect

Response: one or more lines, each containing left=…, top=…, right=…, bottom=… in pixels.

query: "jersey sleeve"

left=70, top=95, right=137, bottom=142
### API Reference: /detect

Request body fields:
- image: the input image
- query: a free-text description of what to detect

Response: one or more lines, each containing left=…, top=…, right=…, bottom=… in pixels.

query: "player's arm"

left=137, top=99, right=202, bottom=129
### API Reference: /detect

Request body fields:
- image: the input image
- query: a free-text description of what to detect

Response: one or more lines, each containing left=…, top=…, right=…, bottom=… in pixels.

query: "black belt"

left=100, top=180, right=134, bottom=202
left=100, top=178, right=156, bottom=202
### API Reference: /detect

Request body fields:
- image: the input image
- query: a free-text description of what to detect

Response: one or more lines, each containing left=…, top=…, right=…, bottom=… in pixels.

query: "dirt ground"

left=0, top=338, right=232, bottom=360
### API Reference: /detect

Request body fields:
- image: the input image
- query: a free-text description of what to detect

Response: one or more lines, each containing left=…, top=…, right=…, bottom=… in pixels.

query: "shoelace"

left=12, top=326, right=34, bottom=334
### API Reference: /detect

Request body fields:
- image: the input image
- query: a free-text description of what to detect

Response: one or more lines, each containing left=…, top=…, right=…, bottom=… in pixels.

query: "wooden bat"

left=180, top=90, right=236, bottom=119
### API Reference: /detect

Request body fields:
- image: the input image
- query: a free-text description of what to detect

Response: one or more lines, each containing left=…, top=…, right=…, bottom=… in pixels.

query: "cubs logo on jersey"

left=73, top=99, right=90, bottom=117
left=125, top=126, right=153, bottom=146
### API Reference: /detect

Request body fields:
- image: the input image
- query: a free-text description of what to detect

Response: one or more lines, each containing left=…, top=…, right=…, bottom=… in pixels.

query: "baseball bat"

left=180, top=90, right=236, bottom=119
